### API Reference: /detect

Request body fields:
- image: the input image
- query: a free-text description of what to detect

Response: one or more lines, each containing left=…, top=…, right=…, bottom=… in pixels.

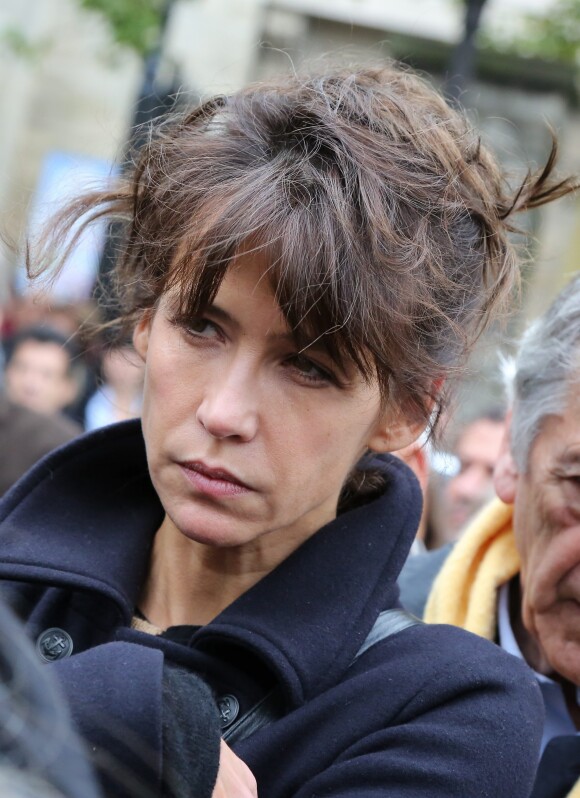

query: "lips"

left=179, top=460, right=253, bottom=498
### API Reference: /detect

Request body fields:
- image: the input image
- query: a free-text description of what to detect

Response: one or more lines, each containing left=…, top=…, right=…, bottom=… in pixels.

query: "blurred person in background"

left=0, top=311, right=80, bottom=496
left=3, top=327, right=84, bottom=428
left=401, top=273, right=580, bottom=798
left=442, top=407, right=505, bottom=548
left=396, top=408, right=505, bottom=556
left=2, top=294, right=102, bottom=425
left=84, top=341, right=144, bottom=431
left=0, top=388, right=81, bottom=496
left=3, top=293, right=96, bottom=340
left=398, top=409, right=506, bottom=615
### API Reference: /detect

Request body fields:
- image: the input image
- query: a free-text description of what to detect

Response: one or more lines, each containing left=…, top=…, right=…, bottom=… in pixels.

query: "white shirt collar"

left=498, top=583, right=551, bottom=684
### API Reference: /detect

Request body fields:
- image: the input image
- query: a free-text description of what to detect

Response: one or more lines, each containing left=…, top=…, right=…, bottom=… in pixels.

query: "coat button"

left=217, top=694, right=240, bottom=729
left=36, top=628, right=74, bottom=662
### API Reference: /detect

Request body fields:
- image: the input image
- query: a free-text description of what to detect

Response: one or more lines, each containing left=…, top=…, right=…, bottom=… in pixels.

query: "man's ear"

left=132, top=314, right=152, bottom=362
left=493, top=410, right=518, bottom=504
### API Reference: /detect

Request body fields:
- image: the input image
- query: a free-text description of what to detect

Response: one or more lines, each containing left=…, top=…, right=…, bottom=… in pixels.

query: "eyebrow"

left=207, top=302, right=337, bottom=357
left=207, top=303, right=295, bottom=344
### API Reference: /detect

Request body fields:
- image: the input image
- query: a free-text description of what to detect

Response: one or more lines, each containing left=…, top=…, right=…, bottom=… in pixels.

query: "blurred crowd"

left=396, top=405, right=506, bottom=554
left=0, top=289, right=144, bottom=496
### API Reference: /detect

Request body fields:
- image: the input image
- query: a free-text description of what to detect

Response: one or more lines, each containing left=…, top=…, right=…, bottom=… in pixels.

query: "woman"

left=0, top=64, right=575, bottom=797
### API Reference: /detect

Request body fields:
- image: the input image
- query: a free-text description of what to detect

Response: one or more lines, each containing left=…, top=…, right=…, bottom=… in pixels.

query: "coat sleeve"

left=52, top=642, right=221, bottom=798
left=253, top=626, right=544, bottom=798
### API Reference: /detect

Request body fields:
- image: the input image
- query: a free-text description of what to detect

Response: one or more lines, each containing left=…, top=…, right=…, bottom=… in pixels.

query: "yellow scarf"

left=424, top=499, right=580, bottom=798
left=424, top=498, right=519, bottom=638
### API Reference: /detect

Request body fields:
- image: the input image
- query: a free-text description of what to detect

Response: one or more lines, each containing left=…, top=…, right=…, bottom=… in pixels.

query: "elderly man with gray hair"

left=399, top=272, right=580, bottom=798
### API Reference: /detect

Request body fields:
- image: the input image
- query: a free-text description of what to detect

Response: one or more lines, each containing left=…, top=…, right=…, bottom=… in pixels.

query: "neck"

left=139, top=515, right=301, bottom=628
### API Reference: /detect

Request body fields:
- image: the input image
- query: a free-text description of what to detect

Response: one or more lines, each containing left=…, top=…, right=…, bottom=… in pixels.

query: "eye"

left=180, top=317, right=222, bottom=341
left=190, top=318, right=212, bottom=334
left=285, top=354, right=334, bottom=386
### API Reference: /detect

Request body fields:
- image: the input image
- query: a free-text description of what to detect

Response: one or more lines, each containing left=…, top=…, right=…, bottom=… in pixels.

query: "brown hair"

left=32, top=63, right=576, bottom=436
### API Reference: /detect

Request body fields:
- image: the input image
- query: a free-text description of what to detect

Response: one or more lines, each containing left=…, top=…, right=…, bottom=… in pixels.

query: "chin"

left=173, top=509, right=250, bottom=548
left=183, top=528, right=247, bottom=548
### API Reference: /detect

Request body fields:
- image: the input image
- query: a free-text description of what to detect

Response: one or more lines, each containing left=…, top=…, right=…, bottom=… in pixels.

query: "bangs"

left=166, top=176, right=377, bottom=383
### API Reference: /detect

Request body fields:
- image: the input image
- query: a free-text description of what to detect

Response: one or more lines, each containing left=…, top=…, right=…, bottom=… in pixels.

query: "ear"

left=132, top=313, right=152, bottom=362
left=367, top=410, right=426, bottom=455
left=368, top=382, right=442, bottom=455
left=492, top=410, right=518, bottom=504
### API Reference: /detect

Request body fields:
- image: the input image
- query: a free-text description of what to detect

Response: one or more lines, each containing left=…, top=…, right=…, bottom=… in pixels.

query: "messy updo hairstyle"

left=31, top=62, right=576, bottom=439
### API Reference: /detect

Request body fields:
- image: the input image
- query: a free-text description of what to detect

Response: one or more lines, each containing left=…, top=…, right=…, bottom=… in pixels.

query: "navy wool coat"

left=0, top=421, right=543, bottom=797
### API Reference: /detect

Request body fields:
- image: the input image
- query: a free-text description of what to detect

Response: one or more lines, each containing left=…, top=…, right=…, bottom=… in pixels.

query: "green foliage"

left=519, top=0, right=580, bottom=64
left=78, top=0, right=168, bottom=56
left=480, top=0, right=580, bottom=65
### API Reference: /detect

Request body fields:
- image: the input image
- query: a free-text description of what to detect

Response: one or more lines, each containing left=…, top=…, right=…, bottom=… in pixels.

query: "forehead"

left=169, top=248, right=284, bottom=319
left=457, top=419, right=504, bottom=460
left=530, top=390, right=580, bottom=469
left=210, top=255, right=287, bottom=331
left=12, top=340, right=70, bottom=367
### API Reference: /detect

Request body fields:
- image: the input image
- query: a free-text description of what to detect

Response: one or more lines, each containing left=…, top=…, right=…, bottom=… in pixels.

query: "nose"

left=196, top=361, right=259, bottom=442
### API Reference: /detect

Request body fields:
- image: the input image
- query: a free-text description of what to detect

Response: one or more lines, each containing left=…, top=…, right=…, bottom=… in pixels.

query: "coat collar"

left=0, top=420, right=422, bottom=704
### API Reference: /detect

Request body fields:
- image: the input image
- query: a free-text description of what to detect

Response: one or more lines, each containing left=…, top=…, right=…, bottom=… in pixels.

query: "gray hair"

left=510, top=272, right=580, bottom=471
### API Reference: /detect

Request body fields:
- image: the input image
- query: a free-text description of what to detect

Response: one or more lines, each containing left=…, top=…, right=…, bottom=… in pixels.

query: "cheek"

left=143, top=344, right=194, bottom=411
left=524, top=507, right=580, bottom=604
left=512, top=501, right=532, bottom=584
left=520, top=520, right=580, bottom=670
left=548, top=524, right=580, bottom=597
left=270, top=399, right=376, bottom=490
left=269, top=406, right=332, bottom=470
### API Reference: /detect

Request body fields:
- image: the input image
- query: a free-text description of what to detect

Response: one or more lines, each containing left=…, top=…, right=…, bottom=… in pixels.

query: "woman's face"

left=134, top=254, right=417, bottom=552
